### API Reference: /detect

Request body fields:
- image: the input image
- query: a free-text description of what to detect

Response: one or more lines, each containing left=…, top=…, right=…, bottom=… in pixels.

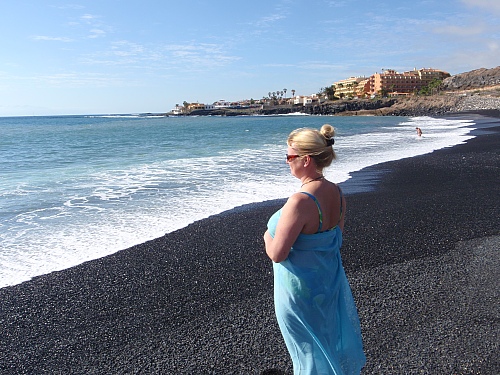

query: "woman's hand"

left=263, top=230, right=272, bottom=247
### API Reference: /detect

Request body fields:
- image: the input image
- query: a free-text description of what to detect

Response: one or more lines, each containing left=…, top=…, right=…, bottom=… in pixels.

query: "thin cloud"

left=461, top=0, right=500, bottom=14
left=298, top=61, right=346, bottom=70
left=325, top=1, right=348, bottom=7
left=31, top=35, right=73, bottom=42
left=263, top=63, right=295, bottom=68
left=1, top=71, right=131, bottom=88
left=53, top=4, right=85, bottom=10
left=433, top=24, right=486, bottom=36
left=111, top=41, right=145, bottom=56
left=81, top=41, right=145, bottom=66
left=74, top=12, right=112, bottom=40
left=81, top=41, right=240, bottom=72
left=251, top=1, right=289, bottom=29
left=434, top=44, right=500, bottom=72
left=36, top=72, right=132, bottom=88
left=164, top=43, right=241, bottom=70
left=81, top=14, right=100, bottom=22
left=263, top=61, right=345, bottom=71
left=88, top=29, right=106, bottom=39
left=256, top=14, right=286, bottom=27
left=487, top=41, right=499, bottom=51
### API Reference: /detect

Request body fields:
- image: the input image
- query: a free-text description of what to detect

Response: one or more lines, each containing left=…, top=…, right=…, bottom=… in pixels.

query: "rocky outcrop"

left=367, top=95, right=463, bottom=116
left=301, top=93, right=500, bottom=117
left=186, top=94, right=499, bottom=117
left=303, top=99, right=396, bottom=115
left=285, top=96, right=462, bottom=117
left=190, top=99, right=398, bottom=116
left=442, top=66, right=500, bottom=90
left=189, top=108, right=261, bottom=116
left=453, top=95, right=500, bottom=112
left=340, top=95, right=500, bottom=117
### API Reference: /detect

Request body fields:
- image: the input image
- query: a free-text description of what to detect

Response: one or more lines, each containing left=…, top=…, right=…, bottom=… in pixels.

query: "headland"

left=175, top=66, right=500, bottom=118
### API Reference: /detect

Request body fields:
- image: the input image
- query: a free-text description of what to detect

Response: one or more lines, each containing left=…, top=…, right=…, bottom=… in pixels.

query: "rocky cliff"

left=360, top=95, right=500, bottom=116
left=442, top=66, right=500, bottom=91
left=340, top=96, right=462, bottom=117
left=304, top=99, right=396, bottom=115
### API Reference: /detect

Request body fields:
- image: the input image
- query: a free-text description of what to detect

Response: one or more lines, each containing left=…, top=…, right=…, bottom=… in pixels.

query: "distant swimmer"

left=416, top=127, right=422, bottom=136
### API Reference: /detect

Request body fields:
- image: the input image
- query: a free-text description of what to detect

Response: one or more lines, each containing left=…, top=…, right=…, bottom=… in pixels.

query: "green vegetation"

left=318, top=85, right=336, bottom=100
left=378, top=87, right=389, bottom=97
left=418, top=78, right=443, bottom=96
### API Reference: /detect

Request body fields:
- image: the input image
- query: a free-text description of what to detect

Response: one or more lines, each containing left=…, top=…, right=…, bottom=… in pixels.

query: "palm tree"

left=283, top=88, right=287, bottom=99
left=291, top=89, right=295, bottom=97
left=325, top=85, right=336, bottom=100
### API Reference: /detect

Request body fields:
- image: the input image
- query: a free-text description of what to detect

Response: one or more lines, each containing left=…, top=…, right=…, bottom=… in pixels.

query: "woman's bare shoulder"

left=283, top=192, right=312, bottom=211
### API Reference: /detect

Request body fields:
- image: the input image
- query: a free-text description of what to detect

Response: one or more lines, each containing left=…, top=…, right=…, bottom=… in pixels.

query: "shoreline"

left=0, top=112, right=478, bottom=290
left=0, top=113, right=498, bottom=374
left=174, top=94, right=500, bottom=118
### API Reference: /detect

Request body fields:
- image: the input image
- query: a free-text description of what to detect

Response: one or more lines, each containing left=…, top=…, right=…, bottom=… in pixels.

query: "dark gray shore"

left=1, top=112, right=499, bottom=374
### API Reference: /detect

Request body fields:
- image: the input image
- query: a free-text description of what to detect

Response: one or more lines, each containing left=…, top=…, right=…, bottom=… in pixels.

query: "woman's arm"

left=264, top=194, right=308, bottom=263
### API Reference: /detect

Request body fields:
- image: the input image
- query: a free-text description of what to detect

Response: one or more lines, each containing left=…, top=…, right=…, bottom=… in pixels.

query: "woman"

left=264, top=124, right=365, bottom=374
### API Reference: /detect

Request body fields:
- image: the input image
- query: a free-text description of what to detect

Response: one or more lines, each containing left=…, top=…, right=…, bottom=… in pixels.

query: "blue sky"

left=0, top=0, right=498, bottom=116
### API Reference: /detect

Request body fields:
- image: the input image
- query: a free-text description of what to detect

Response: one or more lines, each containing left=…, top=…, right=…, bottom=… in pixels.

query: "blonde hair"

left=287, top=124, right=336, bottom=170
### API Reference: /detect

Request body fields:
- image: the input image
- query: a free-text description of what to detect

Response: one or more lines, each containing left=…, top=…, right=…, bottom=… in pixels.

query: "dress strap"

left=300, top=192, right=323, bottom=232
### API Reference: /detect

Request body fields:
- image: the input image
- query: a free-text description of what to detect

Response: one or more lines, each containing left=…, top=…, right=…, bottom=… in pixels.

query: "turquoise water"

left=0, top=114, right=475, bottom=287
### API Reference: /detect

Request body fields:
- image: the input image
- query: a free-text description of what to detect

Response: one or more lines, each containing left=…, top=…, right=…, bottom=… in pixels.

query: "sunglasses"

left=286, top=154, right=301, bottom=162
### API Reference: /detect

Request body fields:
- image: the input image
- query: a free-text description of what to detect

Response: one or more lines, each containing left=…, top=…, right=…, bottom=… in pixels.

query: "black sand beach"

left=1, top=112, right=499, bottom=374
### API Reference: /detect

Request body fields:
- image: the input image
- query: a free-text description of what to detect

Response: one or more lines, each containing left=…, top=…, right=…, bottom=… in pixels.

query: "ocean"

left=0, top=114, right=475, bottom=288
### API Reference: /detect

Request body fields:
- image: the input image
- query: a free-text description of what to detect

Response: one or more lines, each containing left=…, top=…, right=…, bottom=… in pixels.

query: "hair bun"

left=320, top=124, right=335, bottom=139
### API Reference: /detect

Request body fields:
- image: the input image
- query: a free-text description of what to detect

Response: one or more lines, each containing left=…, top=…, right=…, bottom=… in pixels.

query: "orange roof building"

left=368, top=68, right=450, bottom=96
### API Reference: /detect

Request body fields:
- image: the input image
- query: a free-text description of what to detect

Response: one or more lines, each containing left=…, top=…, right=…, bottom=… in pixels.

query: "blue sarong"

left=268, top=209, right=366, bottom=374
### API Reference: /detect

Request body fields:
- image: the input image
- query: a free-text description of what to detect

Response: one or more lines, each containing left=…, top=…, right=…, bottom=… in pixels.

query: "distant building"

left=187, top=103, right=205, bottom=111
left=213, top=100, right=231, bottom=108
left=292, top=94, right=325, bottom=106
left=355, top=79, right=370, bottom=98
left=368, top=68, right=450, bottom=96
left=333, top=76, right=368, bottom=98
left=171, top=104, right=184, bottom=115
left=294, top=95, right=313, bottom=106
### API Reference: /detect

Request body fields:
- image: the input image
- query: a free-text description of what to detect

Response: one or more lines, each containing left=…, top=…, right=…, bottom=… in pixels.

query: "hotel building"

left=334, top=68, right=450, bottom=98
left=333, top=76, right=369, bottom=98
left=368, top=68, right=450, bottom=96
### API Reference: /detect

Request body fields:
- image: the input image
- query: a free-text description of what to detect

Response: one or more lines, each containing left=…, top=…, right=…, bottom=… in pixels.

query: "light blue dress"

left=267, top=192, right=365, bottom=375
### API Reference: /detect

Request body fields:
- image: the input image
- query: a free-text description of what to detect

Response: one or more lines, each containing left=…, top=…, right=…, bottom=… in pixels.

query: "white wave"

left=0, top=115, right=476, bottom=288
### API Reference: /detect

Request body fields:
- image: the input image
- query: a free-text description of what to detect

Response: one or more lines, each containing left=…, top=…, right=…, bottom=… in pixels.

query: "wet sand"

left=1, top=112, right=499, bottom=374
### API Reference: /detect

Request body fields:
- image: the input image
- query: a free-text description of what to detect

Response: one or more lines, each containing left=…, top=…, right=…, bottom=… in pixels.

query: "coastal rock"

left=193, top=94, right=500, bottom=118
left=442, top=66, right=500, bottom=90
left=304, top=99, right=396, bottom=115
left=370, top=95, right=463, bottom=116
left=454, top=95, right=500, bottom=112
left=303, top=93, right=500, bottom=117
